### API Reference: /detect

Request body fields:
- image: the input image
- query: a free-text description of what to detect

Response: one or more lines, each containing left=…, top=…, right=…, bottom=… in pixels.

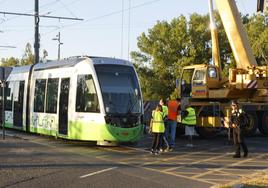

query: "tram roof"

left=9, top=56, right=133, bottom=74
left=33, top=56, right=133, bottom=71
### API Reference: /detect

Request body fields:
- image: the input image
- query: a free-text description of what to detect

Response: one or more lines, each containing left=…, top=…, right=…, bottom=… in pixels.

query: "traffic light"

left=257, top=0, right=264, bottom=12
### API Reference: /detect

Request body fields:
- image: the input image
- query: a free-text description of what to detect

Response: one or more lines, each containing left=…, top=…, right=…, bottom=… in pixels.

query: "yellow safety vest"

left=182, top=107, right=196, bottom=126
left=151, top=110, right=165, bottom=133
left=162, top=105, right=168, bottom=118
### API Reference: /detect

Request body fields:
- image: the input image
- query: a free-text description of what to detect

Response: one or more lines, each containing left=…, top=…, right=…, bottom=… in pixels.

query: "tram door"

left=13, top=81, right=24, bottom=128
left=59, top=78, right=70, bottom=135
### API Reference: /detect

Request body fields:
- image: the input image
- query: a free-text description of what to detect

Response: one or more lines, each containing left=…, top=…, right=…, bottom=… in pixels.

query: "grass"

left=219, top=170, right=268, bottom=188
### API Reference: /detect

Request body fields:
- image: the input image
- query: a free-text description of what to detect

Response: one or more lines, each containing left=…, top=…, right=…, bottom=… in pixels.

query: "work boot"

left=242, top=143, right=248, bottom=157
left=164, top=147, right=169, bottom=152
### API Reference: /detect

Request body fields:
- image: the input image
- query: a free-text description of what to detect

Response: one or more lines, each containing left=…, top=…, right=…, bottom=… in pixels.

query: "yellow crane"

left=177, top=0, right=268, bottom=137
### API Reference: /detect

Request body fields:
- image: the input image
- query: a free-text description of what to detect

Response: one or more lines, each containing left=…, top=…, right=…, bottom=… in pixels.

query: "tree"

left=131, top=13, right=268, bottom=100
left=21, top=43, right=34, bottom=65
left=1, top=57, right=20, bottom=67
left=132, top=14, right=216, bottom=100
left=245, top=14, right=268, bottom=65
left=132, top=16, right=191, bottom=100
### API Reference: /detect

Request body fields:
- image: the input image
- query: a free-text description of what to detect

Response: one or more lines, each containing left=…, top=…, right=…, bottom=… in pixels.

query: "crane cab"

left=178, top=64, right=222, bottom=99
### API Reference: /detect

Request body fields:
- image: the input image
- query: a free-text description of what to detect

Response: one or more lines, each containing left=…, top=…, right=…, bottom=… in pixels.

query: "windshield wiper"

left=126, top=92, right=140, bottom=115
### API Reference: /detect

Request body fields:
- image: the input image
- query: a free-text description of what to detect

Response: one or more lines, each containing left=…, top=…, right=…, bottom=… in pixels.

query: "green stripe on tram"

left=4, top=121, right=144, bottom=142
left=69, top=121, right=144, bottom=142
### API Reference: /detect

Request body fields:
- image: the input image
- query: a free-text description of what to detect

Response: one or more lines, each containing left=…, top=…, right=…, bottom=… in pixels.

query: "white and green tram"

left=3, top=56, right=144, bottom=144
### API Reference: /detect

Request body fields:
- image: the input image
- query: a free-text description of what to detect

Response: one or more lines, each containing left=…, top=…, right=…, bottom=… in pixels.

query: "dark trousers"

left=160, top=121, right=169, bottom=149
left=151, top=133, right=163, bottom=152
left=233, top=127, right=248, bottom=156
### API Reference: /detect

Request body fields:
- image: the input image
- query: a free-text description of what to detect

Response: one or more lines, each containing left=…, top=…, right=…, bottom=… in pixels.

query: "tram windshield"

left=95, top=64, right=142, bottom=114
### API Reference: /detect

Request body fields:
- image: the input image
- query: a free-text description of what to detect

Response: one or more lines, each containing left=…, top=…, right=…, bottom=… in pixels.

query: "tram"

left=2, top=56, right=144, bottom=144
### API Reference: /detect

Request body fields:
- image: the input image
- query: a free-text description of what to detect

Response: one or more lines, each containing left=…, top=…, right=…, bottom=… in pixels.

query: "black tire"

left=195, top=127, right=218, bottom=139
left=243, top=111, right=258, bottom=136
left=257, top=111, right=266, bottom=135
left=260, top=111, right=268, bottom=136
left=176, top=125, right=185, bottom=137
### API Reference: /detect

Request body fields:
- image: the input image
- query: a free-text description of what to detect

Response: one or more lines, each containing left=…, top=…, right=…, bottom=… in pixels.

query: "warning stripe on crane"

left=246, top=80, right=257, bottom=88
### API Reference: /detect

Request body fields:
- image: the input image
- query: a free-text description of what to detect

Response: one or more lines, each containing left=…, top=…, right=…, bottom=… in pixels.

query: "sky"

left=0, top=0, right=258, bottom=61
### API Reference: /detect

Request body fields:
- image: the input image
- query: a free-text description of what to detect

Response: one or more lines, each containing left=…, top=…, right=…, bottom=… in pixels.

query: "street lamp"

left=52, top=32, right=63, bottom=60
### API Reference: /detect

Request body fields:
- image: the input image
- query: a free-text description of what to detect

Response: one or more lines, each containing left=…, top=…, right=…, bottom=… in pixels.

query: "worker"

left=149, top=104, right=165, bottom=155
left=167, top=98, right=180, bottom=151
left=229, top=100, right=248, bottom=158
left=159, top=99, right=169, bottom=152
left=181, top=103, right=196, bottom=147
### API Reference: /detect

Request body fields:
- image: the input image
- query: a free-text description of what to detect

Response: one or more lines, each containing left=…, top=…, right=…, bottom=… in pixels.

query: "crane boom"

left=214, top=0, right=257, bottom=69
left=208, top=0, right=221, bottom=72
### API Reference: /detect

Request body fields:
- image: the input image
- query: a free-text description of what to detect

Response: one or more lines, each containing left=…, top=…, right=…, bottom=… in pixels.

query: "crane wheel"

left=195, top=127, right=218, bottom=139
left=260, top=111, right=268, bottom=136
left=176, top=126, right=185, bottom=137
left=243, top=111, right=258, bottom=136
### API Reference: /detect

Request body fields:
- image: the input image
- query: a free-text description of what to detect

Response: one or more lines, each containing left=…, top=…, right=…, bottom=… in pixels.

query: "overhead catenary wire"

left=4, top=0, right=162, bottom=58
left=0, top=0, right=60, bottom=24
left=54, top=0, right=161, bottom=31
left=0, top=11, right=83, bottom=21
left=40, top=0, right=83, bottom=16
left=239, top=0, right=247, bottom=14
left=58, top=0, right=79, bottom=19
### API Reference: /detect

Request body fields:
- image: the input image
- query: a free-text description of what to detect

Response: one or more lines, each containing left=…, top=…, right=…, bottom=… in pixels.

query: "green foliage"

left=21, top=43, right=34, bottom=65
left=1, top=57, right=20, bottom=67
left=132, top=14, right=213, bottom=100
left=132, top=13, right=268, bottom=100
left=0, top=43, right=42, bottom=67
left=245, top=14, right=268, bottom=65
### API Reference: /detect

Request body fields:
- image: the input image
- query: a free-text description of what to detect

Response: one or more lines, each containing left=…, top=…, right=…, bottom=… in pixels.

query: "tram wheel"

left=195, top=127, right=218, bottom=139
left=176, top=125, right=185, bottom=137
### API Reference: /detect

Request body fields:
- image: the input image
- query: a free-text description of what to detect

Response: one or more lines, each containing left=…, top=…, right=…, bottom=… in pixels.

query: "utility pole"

left=1, top=69, right=5, bottom=140
left=0, top=0, right=83, bottom=133
left=52, top=32, right=63, bottom=60
left=34, top=0, right=39, bottom=64
left=0, top=2, right=83, bottom=64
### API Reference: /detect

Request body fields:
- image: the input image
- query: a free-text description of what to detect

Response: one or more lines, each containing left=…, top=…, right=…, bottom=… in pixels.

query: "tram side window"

left=76, top=74, right=100, bottom=113
left=46, top=78, right=59, bottom=113
left=34, top=79, right=46, bottom=113
left=5, top=82, right=12, bottom=111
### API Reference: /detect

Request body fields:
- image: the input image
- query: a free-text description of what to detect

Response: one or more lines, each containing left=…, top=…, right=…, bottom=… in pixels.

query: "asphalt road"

left=0, top=129, right=268, bottom=188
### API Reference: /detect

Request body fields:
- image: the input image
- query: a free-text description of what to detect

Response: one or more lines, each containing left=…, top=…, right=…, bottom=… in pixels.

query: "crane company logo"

left=193, top=90, right=206, bottom=95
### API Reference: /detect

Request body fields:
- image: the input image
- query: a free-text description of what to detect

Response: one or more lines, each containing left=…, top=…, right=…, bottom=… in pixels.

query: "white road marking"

left=79, top=167, right=118, bottom=179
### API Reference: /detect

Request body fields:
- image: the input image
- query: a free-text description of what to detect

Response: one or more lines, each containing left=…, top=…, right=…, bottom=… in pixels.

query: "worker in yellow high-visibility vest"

left=159, top=99, right=169, bottom=152
left=182, top=104, right=197, bottom=147
left=149, top=104, right=165, bottom=155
